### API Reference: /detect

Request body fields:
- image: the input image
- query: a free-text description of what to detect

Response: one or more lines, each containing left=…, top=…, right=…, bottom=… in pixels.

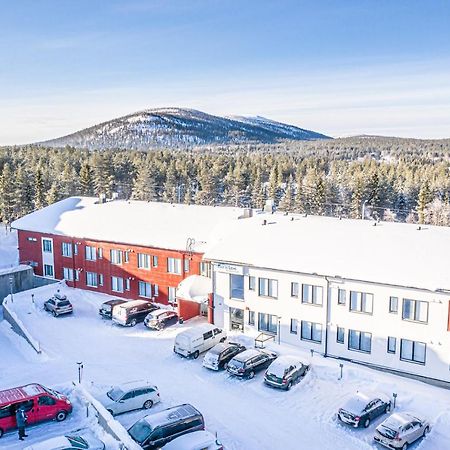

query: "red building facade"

left=17, top=229, right=206, bottom=306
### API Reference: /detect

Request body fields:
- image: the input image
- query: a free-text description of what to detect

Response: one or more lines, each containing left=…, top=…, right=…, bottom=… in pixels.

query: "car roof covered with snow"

left=23, top=434, right=104, bottom=450
left=342, top=392, right=389, bottom=415
left=138, top=404, right=201, bottom=429
left=232, top=349, right=263, bottom=361
left=114, top=380, right=155, bottom=392
left=379, top=412, right=422, bottom=430
left=148, top=309, right=176, bottom=318
left=115, top=299, right=150, bottom=309
left=176, top=323, right=218, bottom=338
left=163, top=430, right=219, bottom=450
left=0, top=384, right=46, bottom=405
left=266, top=355, right=307, bottom=376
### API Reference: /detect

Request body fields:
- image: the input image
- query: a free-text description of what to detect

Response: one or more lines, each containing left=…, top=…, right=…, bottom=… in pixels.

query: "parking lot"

left=1, top=283, right=450, bottom=449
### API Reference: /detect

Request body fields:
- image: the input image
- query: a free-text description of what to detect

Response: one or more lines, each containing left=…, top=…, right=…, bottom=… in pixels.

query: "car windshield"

left=107, top=387, right=125, bottom=401
left=378, top=425, right=397, bottom=439
left=67, top=436, right=88, bottom=447
left=58, top=300, right=71, bottom=307
left=42, top=386, right=62, bottom=398
left=128, top=420, right=153, bottom=443
left=102, top=304, right=112, bottom=311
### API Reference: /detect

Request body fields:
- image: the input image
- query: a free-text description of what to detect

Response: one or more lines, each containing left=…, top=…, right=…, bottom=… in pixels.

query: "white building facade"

left=206, top=214, right=450, bottom=386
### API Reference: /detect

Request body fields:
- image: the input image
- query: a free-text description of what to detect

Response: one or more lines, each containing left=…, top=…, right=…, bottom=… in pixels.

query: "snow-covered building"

left=204, top=214, right=450, bottom=386
left=11, top=197, right=244, bottom=321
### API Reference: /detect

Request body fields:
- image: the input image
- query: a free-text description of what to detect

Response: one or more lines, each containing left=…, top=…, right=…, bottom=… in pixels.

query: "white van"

left=174, top=324, right=226, bottom=359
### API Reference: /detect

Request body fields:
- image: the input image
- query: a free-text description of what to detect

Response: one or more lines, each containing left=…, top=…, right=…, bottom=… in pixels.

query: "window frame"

left=400, top=339, right=426, bottom=365
left=300, top=320, right=322, bottom=343
left=86, top=271, right=98, bottom=287
left=138, top=281, right=152, bottom=298
left=137, top=253, right=151, bottom=270
left=43, top=264, right=54, bottom=277
left=42, top=238, right=52, bottom=253
left=348, top=329, right=372, bottom=354
left=230, top=274, right=245, bottom=300
left=301, top=284, right=323, bottom=306
left=85, top=245, right=97, bottom=261
left=258, top=312, right=278, bottom=334
left=336, top=326, right=345, bottom=343
left=337, top=288, right=346, bottom=305
left=61, top=242, right=72, bottom=258
left=167, top=257, right=182, bottom=275
left=111, top=276, right=124, bottom=293
left=62, top=267, right=74, bottom=281
left=258, top=277, right=278, bottom=299
left=401, top=298, right=428, bottom=324
left=349, top=291, right=374, bottom=315
left=290, top=318, right=298, bottom=334
left=389, top=296, right=399, bottom=314
left=387, top=336, right=396, bottom=354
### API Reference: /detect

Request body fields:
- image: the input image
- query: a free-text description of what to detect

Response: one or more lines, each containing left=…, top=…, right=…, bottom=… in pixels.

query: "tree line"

left=0, top=137, right=449, bottom=226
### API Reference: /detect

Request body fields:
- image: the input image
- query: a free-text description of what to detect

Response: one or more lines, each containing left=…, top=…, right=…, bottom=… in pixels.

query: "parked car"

left=128, top=403, right=204, bottom=449
left=44, top=293, right=73, bottom=317
left=202, top=342, right=246, bottom=371
left=174, top=324, right=226, bottom=359
left=337, top=392, right=391, bottom=428
left=264, top=355, right=310, bottom=390
left=163, top=430, right=224, bottom=450
left=99, top=299, right=127, bottom=319
left=144, top=309, right=178, bottom=330
left=23, top=433, right=105, bottom=450
left=374, top=412, right=430, bottom=450
left=226, top=349, right=277, bottom=379
left=97, top=380, right=160, bottom=416
left=0, top=384, right=72, bottom=438
left=112, top=300, right=158, bottom=327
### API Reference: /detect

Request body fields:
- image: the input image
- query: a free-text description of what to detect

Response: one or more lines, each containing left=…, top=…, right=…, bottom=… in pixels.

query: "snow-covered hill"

left=38, top=108, right=330, bottom=150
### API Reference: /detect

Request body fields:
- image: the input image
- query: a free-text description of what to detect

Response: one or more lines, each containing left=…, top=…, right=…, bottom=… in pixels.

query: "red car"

left=0, top=384, right=72, bottom=438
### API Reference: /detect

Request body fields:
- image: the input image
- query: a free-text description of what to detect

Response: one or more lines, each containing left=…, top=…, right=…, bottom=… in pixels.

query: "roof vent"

left=417, top=225, right=422, bottom=231
left=373, top=222, right=377, bottom=226
left=98, top=193, right=107, bottom=204
left=291, top=217, right=294, bottom=221
left=262, top=219, right=267, bottom=226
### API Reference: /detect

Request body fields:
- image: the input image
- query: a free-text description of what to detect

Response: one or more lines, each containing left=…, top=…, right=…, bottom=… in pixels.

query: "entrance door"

left=229, top=308, right=244, bottom=331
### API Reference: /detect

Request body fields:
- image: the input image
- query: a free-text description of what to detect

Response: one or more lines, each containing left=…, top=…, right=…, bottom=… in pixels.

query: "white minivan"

left=174, top=324, right=226, bottom=359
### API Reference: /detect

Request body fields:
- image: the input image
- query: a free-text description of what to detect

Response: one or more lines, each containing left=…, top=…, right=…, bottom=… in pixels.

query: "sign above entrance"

left=215, top=263, right=244, bottom=275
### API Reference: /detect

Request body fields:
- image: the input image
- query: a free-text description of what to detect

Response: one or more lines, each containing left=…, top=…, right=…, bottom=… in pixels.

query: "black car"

left=337, top=392, right=392, bottom=428
left=202, top=342, right=246, bottom=371
left=99, top=299, right=127, bottom=319
left=144, top=310, right=179, bottom=330
left=128, top=404, right=204, bottom=449
left=226, top=349, right=277, bottom=379
left=264, top=355, right=310, bottom=390
left=112, top=300, right=159, bottom=327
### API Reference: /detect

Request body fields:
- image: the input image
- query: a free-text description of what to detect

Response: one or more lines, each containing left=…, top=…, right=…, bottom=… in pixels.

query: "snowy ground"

left=1, top=283, right=450, bottom=449
left=0, top=226, right=18, bottom=269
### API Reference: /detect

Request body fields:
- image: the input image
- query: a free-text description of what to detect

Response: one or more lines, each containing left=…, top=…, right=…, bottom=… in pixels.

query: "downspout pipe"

left=324, top=276, right=331, bottom=357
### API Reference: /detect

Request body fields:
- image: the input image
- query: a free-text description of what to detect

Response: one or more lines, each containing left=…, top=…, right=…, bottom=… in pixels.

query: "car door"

left=168, top=313, right=178, bottom=326
left=36, top=395, right=58, bottom=421
left=118, top=390, right=135, bottom=413
left=410, top=420, right=422, bottom=442
left=18, top=399, right=37, bottom=425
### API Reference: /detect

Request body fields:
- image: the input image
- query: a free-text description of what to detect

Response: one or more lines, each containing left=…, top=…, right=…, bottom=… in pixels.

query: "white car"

left=97, top=380, right=160, bottom=416
left=24, top=434, right=105, bottom=450
left=163, top=430, right=224, bottom=450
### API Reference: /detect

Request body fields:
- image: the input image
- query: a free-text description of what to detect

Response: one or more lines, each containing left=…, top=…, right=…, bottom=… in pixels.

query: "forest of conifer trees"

left=0, top=136, right=449, bottom=226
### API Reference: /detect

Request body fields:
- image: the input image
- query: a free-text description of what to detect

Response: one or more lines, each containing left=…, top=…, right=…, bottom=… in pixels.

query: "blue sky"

left=1, top=0, right=450, bottom=143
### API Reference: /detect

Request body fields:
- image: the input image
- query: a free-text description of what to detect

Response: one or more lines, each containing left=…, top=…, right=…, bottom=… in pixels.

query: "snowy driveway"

left=1, top=284, right=449, bottom=449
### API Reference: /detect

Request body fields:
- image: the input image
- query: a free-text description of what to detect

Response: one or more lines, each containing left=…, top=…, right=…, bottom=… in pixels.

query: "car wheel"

left=52, top=310, right=57, bottom=317
left=248, top=371, right=255, bottom=379
left=401, top=443, right=408, bottom=450
left=220, top=337, right=226, bottom=343
left=129, top=319, right=137, bottom=327
left=423, top=426, right=430, bottom=437
left=0, top=428, right=4, bottom=438
left=143, top=400, right=154, bottom=409
left=193, top=351, right=200, bottom=359
left=363, top=418, right=370, bottom=428
left=286, top=381, right=293, bottom=390
left=107, top=409, right=114, bottom=416
left=385, top=403, right=391, bottom=413
left=55, top=411, right=67, bottom=422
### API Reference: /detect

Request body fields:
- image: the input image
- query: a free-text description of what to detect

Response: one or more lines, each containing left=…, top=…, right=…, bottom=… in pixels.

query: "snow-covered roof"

left=176, top=323, right=217, bottom=338
left=116, top=380, right=154, bottom=392
left=163, top=430, right=218, bottom=450
left=176, top=275, right=212, bottom=303
left=204, top=213, right=450, bottom=291
left=11, top=197, right=244, bottom=253
left=266, top=355, right=307, bottom=377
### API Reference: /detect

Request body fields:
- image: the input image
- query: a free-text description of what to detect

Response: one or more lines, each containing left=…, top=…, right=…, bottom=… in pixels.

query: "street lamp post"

left=76, top=362, right=84, bottom=384
left=9, top=276, right=13, bottom=303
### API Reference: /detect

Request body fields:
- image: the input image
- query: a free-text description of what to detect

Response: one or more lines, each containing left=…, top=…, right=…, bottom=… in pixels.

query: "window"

left=338, top=289, right=346, bottom=305
left=97, top=248, right=103, bottom=259
left=62, top=242, right=72, bottom=257
left=291, top=282, right=299, bottom=297
left=301, top=321, right=322, bottom=343
left=125, top=279, right=130, bottom=291
left=154, top=284, right=159, bottom=297
left=348, top=329, right=372, bottom=353
left=99, top=274, right=104, bottom=286
left=387, top=336, right=396, bottom=354
left=137, top=253, right=151, bottom=269
left=139, top=281, right=152, bottom=298
left=152, top=255, right=158, bottom=267
left=27, top=237, right=37, bottom=242
left=124, top=251, right=130, bottom=263
left=85, top=246, right=97, bottom=261
left=167, top=257, right=181, bottom=274
left=38, top=396, right=56, bottom=406
left=402, top=299, right=428, bottom=323
left=43, top=264, right=54, bottom=277
left=302, top=284, right=323, bottom=305
left=110, top=249, right=123, bottom=265
left=259, top=278, right=278, bottom=298
left=290, top=319, right=298, bottom=334
left=248, top=311, right=255, bottom=325
left=42, top=239, right=52, bottom=253
left=111, top=276, right=124, bottom=292
left=74, top=270, right=79, bottom=281
left=389, top=296, right=398, bottom=313
left=249, top=276, right=256, bottom=291
left=168, top=286, right=177, bottom=304
left=337, top=326, right=345, bottom=343
left=400, top=339, right=426, bottom=364
left=199, top=261, right=211, bottom=277
left=74, top=244, right=78, bottom=255
left=230, top=274, right=244, bottom=299
left=258, top=313, right=278, bottom=334
left=63, top=267, right=74, bottom=281
left=349, top=291, right=373, bottom=314
left=184, top=259, right=190, bottom=273
left=86, top=271, right=98, bottom=287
